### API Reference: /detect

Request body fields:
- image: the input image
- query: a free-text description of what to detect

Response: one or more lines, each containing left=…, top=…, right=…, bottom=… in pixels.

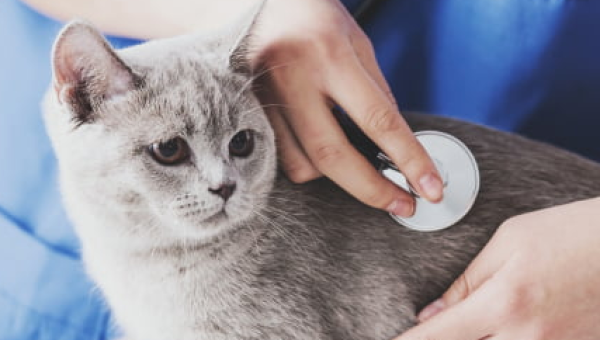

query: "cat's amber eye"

left=229, top=130, right=254, bottom=158
left=148, top=137, right=190, bottom=165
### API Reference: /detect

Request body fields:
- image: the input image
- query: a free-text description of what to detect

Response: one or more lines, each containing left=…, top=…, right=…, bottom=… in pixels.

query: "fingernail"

left=419, top=173, right=444, bottom=202
left=386, top=199, right=414, bottom=217
left=418, top=299, right=446, bottom=322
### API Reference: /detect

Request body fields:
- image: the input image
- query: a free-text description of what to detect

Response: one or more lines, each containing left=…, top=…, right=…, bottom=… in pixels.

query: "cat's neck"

left=81, top=209, right=270, bottom=263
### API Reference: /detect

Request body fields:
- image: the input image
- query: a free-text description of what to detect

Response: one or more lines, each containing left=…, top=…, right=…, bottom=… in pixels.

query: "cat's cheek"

left=242, top=156, right=277, bottom=192
left=224, top=196, right=254, bottom=225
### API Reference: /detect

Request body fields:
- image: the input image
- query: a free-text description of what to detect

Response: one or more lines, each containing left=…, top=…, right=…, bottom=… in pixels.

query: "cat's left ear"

left=51, top=20, right=140, bottom=125
left=223, top=0, right=266, bottom=75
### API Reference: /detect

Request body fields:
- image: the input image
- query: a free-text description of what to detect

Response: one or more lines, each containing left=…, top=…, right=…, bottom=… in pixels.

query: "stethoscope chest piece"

left=378, top=131, right=480, bottom=232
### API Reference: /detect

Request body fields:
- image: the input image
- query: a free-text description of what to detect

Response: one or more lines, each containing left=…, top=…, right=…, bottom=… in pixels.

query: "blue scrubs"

left=1, top=0, right=600, bottom=338
left=361, top=1, right=600, bottom=161
left=0, top=2, right=137, bottom=339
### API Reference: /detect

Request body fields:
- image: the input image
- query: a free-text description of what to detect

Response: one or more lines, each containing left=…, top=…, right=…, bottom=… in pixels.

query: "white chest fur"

left=86, top=243, right=257, bottom=340
left=80, top=226, right=321, bottom=340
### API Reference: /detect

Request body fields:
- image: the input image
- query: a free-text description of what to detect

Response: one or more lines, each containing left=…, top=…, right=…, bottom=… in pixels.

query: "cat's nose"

left=208, top=182, right=236, bottom=201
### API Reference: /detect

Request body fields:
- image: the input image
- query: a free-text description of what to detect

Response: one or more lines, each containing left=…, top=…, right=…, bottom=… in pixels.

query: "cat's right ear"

left=224, top=0, right=266, bottom=75
left=51, top=21, right=140, bottom=125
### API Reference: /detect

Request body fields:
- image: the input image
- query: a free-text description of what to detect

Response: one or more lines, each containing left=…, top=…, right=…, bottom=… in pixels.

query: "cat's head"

left=45, top=14, right=277, bottom=243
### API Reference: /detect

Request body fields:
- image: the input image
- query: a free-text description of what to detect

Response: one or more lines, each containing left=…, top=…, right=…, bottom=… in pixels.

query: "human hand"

left=251, top=0, right=443, bottom=216
left=395, top=197, right=600, bottom=340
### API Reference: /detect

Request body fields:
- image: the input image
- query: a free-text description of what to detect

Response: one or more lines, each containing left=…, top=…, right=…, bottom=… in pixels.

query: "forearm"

left=21, top=0, right=259, bottom=39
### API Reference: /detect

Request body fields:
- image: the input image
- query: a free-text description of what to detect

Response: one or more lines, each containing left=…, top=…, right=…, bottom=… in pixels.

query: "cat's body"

left=44, top=18, right=600, bottom=340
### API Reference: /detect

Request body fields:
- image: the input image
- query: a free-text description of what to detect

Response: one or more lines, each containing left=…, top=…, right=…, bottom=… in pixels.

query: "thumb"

left=418, top=227, right=512, bottom=322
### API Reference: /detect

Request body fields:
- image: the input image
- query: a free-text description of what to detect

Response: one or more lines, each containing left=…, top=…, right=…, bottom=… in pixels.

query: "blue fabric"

left=361, top=0, right=600, bottom=160
left=2, top=0, right=600, bottom=339
left=0, top=1, right=138, bottom=339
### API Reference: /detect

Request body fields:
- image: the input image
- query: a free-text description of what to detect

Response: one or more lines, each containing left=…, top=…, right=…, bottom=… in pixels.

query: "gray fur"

left=44, top=19, right=600, bottom=340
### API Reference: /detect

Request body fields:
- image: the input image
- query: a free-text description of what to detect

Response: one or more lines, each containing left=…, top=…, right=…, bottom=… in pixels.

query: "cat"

left=44, top=15, right=600, bottom=340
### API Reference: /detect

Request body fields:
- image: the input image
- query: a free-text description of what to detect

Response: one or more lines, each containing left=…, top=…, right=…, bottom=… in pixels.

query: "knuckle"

left=284, top=161, right=320, bottom=184
left=308, top=28, right=355, bottom=63
left=322, top=39, right=355, bottom=63
left=500, top=215, right=521, bottom=231
left=361, top=103, right=403, bottom=134
left=311, top=142, right=346, bottom=169
left=495, top=280, right=534, bottom=321
left=529, top=320, right=557, bottom=340
left=361, top=185, right=394, bottom=209
left=447, top=273, right=473, bottom=302
left=496, top=215, right=527, bottom=241
left=353, top=29, right=376, bottom=55
left=527, top=326, right=548, bottom=340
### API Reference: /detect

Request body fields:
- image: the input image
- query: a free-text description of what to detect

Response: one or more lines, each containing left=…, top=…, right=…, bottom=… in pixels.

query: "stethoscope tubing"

left=353, top=0, right=387, bottom=24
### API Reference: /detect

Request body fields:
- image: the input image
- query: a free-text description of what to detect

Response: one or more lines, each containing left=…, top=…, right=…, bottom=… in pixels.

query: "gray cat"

left=44, top=16, right=600, bottom=340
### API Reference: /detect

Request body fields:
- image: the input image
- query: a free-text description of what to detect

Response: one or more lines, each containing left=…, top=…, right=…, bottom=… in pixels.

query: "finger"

left=291, top=98, right=414, bottom=215
left=327, top=53, right=444, bottom=203
left=267, top=109, right=321, bottom=183
left=418, top=226, right=513, bottom=322
left=350, top=30, right=442, bottom=204
left=271, top=70, right=415, bottom=215
left=395, top=285, right=496, bottom=340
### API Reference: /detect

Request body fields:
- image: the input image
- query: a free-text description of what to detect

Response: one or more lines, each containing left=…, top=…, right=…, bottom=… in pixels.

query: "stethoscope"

left=335, top=0, right=481, bottom=232
left=353, top=0, right=388, bottom=24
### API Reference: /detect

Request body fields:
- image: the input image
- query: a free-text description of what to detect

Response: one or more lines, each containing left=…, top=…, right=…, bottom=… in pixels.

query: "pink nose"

left=209, top=183, right=236, bottom=201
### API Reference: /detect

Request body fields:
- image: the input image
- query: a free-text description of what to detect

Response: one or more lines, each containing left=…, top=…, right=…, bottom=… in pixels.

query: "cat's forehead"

left=123, top=56, right=254, bottom=141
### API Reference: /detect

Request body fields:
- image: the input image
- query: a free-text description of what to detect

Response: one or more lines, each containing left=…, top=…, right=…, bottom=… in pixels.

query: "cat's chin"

left=167, top=207, right=253, bottom=242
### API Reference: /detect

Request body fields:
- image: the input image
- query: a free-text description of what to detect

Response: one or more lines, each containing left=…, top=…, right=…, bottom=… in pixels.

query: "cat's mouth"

left=203, top=209, right=229, bottom=225
left=165, top=205, right=233, bottom=240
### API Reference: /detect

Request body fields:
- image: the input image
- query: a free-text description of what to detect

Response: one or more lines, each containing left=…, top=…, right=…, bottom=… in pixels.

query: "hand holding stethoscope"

left=253, top=0, right=449, bottom=220
left=349, top=0, right=481, bottom=231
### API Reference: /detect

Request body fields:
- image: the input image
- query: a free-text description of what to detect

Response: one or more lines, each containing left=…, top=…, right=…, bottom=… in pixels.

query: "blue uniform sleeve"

left=0, top=1, right=137, bottom=339
left=360, top=0, right=600, bottom=161
left=0, top=215, right=111, bottom=340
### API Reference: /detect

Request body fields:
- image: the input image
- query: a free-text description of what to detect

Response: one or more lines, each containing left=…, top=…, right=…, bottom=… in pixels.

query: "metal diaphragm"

left=378, top=131, right=480, bottom=232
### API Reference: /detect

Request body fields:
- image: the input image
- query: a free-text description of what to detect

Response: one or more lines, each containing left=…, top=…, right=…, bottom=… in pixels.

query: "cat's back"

left=274, top=112, right=600, bottom=325
left=404, top=112, right=600, bottom=205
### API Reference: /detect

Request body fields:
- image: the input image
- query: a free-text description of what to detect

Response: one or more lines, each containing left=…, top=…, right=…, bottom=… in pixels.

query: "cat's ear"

left=223, top=1, right=266, bottom=75
left=51, top=21, right=140, bottom=125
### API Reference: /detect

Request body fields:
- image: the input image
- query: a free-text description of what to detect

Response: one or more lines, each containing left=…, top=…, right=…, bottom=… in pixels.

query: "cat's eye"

left=229, top=130, right=254, bottom=158
left=149, top=137, right=190, bottom=165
